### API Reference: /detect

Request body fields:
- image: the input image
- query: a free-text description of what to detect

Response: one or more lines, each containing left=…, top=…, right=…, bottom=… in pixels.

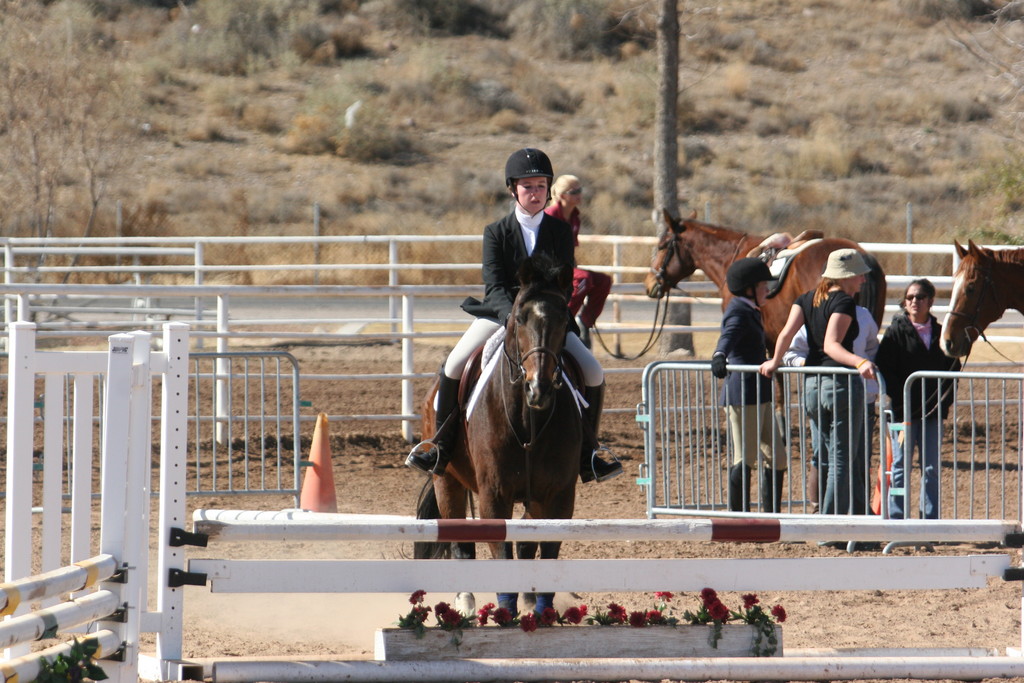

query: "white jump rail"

left=192, top=509, right=1019, bottom=545
left=186, top=513, right=1012, bottom=594
left=180, top=508, right=1024, bottom=683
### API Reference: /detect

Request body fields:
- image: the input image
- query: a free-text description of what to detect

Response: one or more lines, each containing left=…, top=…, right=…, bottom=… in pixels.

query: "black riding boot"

left=760, top=469, right=786, bottom=513
left=405, top=371, right=461, bottom=475
left=580, top=383, right=623, bottom=483
left=728, top=464, right=751, bottom=512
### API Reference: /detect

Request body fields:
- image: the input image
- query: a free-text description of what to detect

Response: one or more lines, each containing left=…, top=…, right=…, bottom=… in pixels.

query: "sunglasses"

left=564, top=188, right=583, bottom=196
left=905, top=294, right=930, bottom=301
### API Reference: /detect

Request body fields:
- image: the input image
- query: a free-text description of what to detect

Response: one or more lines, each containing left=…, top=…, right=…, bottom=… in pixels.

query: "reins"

left=593, top=288, right=671, bottom=360
left=500, top=317, right=564, bottom=511
left=500, top=318, right=561, bottom=451
left=593, top=228, right=681, bottom=360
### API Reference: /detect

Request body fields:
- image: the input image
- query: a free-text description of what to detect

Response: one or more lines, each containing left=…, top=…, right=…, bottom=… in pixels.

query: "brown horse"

left=645, top=210, right=887, bottom=350
left=940, top=239, right=1024, bottom=358
left=414, top=253, right=581, bottom=617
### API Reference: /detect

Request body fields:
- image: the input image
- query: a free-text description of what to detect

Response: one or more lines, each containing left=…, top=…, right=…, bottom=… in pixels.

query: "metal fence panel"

left=639, top=362, right=1024, bottom=523
left=0, top=351, right=302, bottom=502
left=638, top=361, right=886, bottom=519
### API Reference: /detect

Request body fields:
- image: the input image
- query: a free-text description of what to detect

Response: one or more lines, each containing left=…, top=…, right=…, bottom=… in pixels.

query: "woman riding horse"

left=405, top=148, right=621, bottom=484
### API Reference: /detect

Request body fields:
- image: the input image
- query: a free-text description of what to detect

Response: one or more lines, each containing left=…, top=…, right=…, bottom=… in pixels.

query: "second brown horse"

left=645, top=210, right=887, bottom=349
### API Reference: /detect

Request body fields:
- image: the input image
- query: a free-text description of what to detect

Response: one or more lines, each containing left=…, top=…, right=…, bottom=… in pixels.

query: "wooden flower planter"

left=375, top=625, right=782, bottom=661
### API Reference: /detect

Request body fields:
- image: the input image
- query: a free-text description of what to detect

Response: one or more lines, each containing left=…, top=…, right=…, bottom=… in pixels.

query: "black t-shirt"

left=797, top=289, right=858, bottom=368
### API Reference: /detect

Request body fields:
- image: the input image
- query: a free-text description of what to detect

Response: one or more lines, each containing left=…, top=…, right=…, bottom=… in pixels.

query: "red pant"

left=569, top=268, right=611, bottom=328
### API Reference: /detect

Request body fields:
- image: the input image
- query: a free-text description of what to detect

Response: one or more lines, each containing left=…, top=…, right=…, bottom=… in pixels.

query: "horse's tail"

left=858, top=250, right=886, bottom=327
left=413, top=479, right=450, bottom=559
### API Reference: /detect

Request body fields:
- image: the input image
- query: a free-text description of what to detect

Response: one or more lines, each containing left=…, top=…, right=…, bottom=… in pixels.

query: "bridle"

left=500, top=299, right=565, bottom=449
left=589, top=230, right=677, bottom=361
left=598, top=223, right=745, bottom=361
left=649, top=227, right=682, bottom=290
left=945, top=262, right=1006, bottom=363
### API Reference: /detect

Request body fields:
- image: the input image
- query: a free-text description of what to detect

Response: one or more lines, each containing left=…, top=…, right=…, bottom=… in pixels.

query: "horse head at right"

left=644, top=209, right=699, bottom=299
left=940, top=239, right=999, bottom=358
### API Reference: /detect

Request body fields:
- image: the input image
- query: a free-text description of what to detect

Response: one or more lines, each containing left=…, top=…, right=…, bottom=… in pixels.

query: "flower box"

left=374, top=624, right=783, bottom=661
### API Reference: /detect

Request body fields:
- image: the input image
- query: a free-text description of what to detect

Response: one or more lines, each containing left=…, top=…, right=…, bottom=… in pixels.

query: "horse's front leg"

left=485, top=539, right=519, bottom=615
left=451, top=541, right=476, bottom=616
left=435, top=475, right=477, bottom=616
left=528, top=494, right=574, bottom=615
left=478, top=483, right=518, bottom=615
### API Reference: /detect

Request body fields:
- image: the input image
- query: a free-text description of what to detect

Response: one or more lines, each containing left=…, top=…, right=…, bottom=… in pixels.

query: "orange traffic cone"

left=300, top=413, right=338, bottom=513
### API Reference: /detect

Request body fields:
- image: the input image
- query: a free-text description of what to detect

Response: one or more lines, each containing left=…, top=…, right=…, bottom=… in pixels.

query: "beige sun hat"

left=821, top=248, right=870, bottom=279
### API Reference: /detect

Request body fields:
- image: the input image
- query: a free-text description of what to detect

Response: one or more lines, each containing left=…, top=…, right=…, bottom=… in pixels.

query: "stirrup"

left=581, top=446, right=623, bottom=484
left=405, top=439, right=439, bottom=475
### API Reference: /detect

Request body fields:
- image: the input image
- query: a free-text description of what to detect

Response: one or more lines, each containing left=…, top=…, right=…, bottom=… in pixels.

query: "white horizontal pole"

left=0, top=590, right=119, bottom=650
left=210, top=655, right=1024, bottom=683
left=188, top=555, right=1008, bottom=594
left=1, top=630, right=122, bottom=683
left=191, top=510, right=1018, bottom=544
left=0, top=554, right=118, bottom=613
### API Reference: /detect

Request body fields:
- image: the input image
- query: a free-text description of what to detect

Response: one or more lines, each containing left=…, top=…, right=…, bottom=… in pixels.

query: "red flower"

left=476, top=603, right=495, bottom=626
left=646, top=609, right=665, bottom=625
left=434, top=602, right=451, bottom=618
left=655, top=591, right=673, bottom=602
left=708, top=600, right=730, bottom=622
left=492, top=607, right=514, bottom=626
left=409, top=589, right=426, bottom=605
left=699, top=587, right=718, bottom=606
left=562, top=606, right=584, bottom=625
left=412, top=605, right=430, bottom=624
left=771, top=604, right=787, bottom=623
left=629, top=611, right=648, bottom=627
left=519, top=612, right=538, bottom=633
left=441, top=608, right=463, bottom=627
left=742, top=593, right=759, bottom=609
left=608, top=603, right=627, bottom=624
left=539, top=607, right=559, bottom=626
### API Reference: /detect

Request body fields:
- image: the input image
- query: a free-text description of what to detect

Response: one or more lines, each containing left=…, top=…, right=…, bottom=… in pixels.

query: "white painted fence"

left=1, top=322, right=190, bottom=682
left=2, top=236, right=1023, bottom=443
left=6, top=321, right=1024, bottom=682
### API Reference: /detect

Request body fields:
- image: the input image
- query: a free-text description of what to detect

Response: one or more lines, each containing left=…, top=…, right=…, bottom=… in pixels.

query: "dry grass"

left=1, top=0, right=1022, bottom=284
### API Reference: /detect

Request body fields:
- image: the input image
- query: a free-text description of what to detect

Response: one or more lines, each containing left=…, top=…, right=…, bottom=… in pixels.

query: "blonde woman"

left=544, top=175, right=611, bottom=348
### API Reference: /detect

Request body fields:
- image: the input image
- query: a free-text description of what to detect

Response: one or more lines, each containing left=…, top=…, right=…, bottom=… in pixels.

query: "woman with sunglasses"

left=875, top=279, right=961, bottom=519
left=544, top=175, right=612, bottom=349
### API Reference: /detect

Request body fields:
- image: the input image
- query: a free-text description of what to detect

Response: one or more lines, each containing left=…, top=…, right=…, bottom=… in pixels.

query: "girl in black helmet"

left=406, top=148, right=622, bottom=483
left=711, top=258, right=785, bottom=513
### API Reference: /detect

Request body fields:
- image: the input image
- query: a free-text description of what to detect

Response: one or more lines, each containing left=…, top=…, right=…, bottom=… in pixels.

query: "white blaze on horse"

left=940, top=239, right=1024, bottom=358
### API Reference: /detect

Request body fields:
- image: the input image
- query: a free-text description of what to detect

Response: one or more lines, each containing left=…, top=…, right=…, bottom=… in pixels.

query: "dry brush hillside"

left=2, top=0, right=1024, bottom=283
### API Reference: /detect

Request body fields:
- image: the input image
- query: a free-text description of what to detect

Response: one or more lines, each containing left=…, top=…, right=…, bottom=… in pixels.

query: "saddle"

left=745, top=230, right=825, bottom=299
left=456, top=334, right=585, bottom=416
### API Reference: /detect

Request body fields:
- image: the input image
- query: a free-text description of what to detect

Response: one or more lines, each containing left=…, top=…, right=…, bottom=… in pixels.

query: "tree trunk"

left=653, top=0, right=692, bottom=354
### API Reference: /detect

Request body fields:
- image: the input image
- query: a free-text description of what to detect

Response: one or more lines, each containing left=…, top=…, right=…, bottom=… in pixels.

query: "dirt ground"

left=165, top=340, right=1023, bottom=683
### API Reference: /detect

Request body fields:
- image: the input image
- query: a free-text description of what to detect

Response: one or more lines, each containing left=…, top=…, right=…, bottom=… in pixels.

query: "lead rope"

left=593, top=288, right=671, bottom=360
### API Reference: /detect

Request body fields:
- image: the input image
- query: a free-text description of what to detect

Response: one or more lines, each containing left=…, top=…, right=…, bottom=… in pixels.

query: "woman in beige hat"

left=760, top=247, right=876, bottom=517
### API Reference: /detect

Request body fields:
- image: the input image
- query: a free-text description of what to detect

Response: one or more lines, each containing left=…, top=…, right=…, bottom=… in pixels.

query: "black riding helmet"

left=726, top=257, right=776, bottom=297
left=505, top=148, right=553, bottom=188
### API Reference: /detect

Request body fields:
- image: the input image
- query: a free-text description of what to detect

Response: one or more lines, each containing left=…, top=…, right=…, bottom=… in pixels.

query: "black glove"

left=711, top=353, right=728, bottom=379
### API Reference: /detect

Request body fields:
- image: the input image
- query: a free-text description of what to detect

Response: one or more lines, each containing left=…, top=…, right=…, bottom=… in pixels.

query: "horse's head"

left=644, top=209, right=699, bottom=298
left=940, top=239, right=1000, bottom=358
left=506, top=254, right=572, bottom=411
